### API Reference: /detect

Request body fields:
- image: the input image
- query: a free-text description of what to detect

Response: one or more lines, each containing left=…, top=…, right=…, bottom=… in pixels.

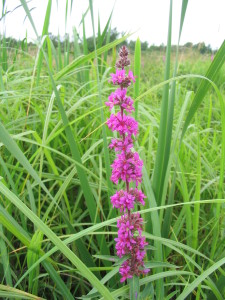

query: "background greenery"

left=0, top=0, right=225, bottom=299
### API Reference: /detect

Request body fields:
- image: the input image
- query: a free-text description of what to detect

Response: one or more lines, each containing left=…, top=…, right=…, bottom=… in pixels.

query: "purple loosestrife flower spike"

left=105, top=45, right=149, bottom=282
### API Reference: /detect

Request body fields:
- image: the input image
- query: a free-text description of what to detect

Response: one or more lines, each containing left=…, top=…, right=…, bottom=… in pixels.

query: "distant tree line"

left=0, top=28, right=216, bottom=54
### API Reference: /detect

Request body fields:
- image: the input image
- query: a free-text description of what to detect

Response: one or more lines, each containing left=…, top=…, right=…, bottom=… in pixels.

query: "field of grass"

left=0, top=0, right=225, bottom=299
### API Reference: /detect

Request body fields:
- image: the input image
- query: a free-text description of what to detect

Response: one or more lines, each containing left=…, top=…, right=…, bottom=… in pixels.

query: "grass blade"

left=142, top=165, right=164, bottom=299
left=36, top=0, right=52, bottom=85
left=181, top=40, right=225, bottom=139
left=54, top=32, right=132, bottom=80
left=177, top=257, right=225, bottom=300
left=0, top=284, right=44, bottom=300
left=152, top=0, right=172, bottom=206
left=0, top=224, right=13, bottom=286
left=89, top=0, right=115, bottom=216
left=39, top=37, right=111, bottom=261
left=0, top=120, right=96, bottom=268
left=134, top=37, right=141, bottom=120
left=0, top=182, right=114, bottom=299
left=27, top=231, right=43, bottom=295
left=129, top=275, right=140, bottom=300
left=192, top=126, right=201, bottom=249
left=0, top=203, right=75, bottom=298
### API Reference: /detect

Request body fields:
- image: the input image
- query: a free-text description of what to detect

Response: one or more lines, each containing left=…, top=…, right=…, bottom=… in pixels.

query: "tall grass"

left=0, top=0, right=225, bottom=299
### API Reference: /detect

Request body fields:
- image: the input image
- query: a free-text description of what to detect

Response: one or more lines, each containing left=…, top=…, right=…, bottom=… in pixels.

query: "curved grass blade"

left=180, top=40, right=225, bottom=260
left=40, top=43, right=111, bottom=261
left=99, top=271, right=192, bottom=299
left=19, top=0, right=38, bottom=37
left=54, top=33, right=132, bottom=80
left=0, top=182, right=114, bottom=299
left=176, top=257, right=225, bottom=300
left=0, top=284, right=45, bottom=300
left=0, top=122, right=73, bottom=229
left=13, top=199, right=225, bottom=293
left=0, top=205, right=75, bottom=299
left=41, top=260, right=74, bottom=300
left=181, top=40, right=225, bottom=140
left=0, top=121, right=96, bottom=269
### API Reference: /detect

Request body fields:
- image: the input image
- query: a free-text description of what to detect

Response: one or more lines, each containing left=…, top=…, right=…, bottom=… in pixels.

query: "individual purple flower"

left=110, top=69, right=126, bottom=85
left=106, top=112, right=138, bottom=136
left=128, top=70, right=136, bottom=83
left=111, top=190, right=135, bottom=212
left=120, top=96, right=134, bottom=113
left=110, top=69, right=136, bottom=87
left=115, top=217, right=137, bottom=257
left=129, top=188, right=146, bottom=206
left=110, top=188, right=146, bottom=212
left=105, top=88, right=134, bottom=113
left=109, top=136, right=133, bottom=153
left=110, top=152, right=143, bottom=185
left=119, top=260, right=133, bottom=282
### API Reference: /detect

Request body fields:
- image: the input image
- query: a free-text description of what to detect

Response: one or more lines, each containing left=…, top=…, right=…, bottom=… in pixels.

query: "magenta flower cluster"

left=106, top=46, right=149, bottom=282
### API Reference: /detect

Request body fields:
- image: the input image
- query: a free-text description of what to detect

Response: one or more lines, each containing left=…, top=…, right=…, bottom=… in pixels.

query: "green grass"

left=0, top=0, right=225, bottom=299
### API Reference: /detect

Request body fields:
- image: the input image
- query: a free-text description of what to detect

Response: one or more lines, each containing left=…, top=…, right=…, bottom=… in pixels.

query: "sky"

left=1, top=0, right=225, bottom=49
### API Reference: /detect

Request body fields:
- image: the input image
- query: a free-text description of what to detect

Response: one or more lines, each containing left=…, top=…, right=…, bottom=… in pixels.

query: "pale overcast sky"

left=1, top=0, right=225, bottom=49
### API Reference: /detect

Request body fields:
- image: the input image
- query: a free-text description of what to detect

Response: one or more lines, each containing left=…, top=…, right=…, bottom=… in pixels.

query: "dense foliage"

left=0, top=0, right=225, bottom=299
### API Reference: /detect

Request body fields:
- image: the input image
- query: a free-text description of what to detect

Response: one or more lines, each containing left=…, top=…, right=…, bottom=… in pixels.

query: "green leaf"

left=19, top=0, right=38, bottom=37
left=0, top=204, right=75, bottom=299
left=99, top=271, right=192, bottom=299
left=134, top=37, right=141, bottom=120
left=36, top=0, right=52, bottom=85
left=177, top=257, right=225, bottom=300
left=0, top=225, right=12, bottom=286
left=0, top=121, right=74, bottom=231
left=0, top=182, right=114, bottom=299
left=152, top=0, right=172, bottom=210
left=129, top=275, right=140, bottom=300
left=54, top=33, right=132, bottom=80
left=13, top=199, right=225, bottom=291
left=41, top=260, right=74, bottom=300
left=159, top=0, right=189, bottom=213
left=0, top=100, right=96, bottom=270
left=0, top=284, right=45, bottom=299
left=89, top=0, right=115, bottom=219
left=27, top=231, right=43, bottom=295
left=181, top=40, right=225, bottom=139
left=142, top=165, right=164, bottom=298
left=41, top=46, right=111, bottom=261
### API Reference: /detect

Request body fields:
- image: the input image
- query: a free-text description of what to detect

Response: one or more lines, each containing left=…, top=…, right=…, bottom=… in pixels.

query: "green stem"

left=129, top=275, right=140, bottom=300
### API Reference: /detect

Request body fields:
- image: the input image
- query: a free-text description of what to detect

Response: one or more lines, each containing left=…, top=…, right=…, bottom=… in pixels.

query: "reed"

left=0, top=0, right=225, bottom=298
